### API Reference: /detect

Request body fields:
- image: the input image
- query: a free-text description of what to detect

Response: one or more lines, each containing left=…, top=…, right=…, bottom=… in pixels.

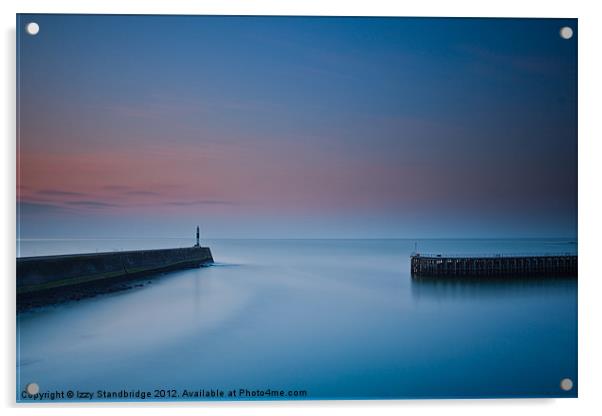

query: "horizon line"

left=16, top=236, right=578, bottom=241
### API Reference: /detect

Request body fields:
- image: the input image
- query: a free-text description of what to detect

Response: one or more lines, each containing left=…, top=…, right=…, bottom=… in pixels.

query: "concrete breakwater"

left=17, top=247, right=213, bottom=306
left=410, top=253, right=577, bottom=278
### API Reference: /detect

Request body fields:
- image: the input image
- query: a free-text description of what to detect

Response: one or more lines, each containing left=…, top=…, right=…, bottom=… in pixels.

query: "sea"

left=16, top=238, right=578, bottom=401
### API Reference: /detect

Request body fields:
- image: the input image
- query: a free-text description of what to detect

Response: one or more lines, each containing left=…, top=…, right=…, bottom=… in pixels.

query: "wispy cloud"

left=36, top=189, right=86, bottom=197
left=103, top=185, right=131, bottom=191
left=17, top=201, right=64, bottom=214
left=125, top=190, right=160, bottom=196
left=65, top=200, right=118, bottom=208
left=166, top=200, right=237, bottom=206
left=103, top=185, right=176, bottom=195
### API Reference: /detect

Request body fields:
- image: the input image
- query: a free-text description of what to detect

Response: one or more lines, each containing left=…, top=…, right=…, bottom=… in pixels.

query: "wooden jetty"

left=410, top=253, right=577, bottom=278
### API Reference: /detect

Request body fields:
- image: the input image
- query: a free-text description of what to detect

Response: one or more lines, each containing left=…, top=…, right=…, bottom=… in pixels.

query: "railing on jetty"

left=410, top=253, right=577, bottom=278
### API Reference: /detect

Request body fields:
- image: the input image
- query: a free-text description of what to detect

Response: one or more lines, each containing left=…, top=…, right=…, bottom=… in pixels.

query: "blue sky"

left=17, top=15, right=577, bottom=238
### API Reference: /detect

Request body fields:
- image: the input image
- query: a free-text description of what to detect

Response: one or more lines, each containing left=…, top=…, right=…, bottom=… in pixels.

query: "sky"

left=17, top=15, right=577, bottom=239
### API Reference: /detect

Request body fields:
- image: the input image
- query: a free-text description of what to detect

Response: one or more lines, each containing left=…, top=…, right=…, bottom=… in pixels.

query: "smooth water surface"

left=17, top=239, right=578, bottom=400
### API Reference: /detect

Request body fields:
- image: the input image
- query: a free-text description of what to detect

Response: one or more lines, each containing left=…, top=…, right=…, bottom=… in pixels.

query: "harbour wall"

left=410, top=254, right=577, bottom=278
left=17, top=247, right=213, bottom=296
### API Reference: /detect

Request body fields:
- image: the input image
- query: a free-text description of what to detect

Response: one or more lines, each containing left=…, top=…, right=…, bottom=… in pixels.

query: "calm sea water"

left=16, top=239, right=577, bottom=400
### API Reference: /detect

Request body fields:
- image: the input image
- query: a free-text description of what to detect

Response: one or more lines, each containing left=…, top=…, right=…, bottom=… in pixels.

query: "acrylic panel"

left=16, top=14, right=578, bottom=402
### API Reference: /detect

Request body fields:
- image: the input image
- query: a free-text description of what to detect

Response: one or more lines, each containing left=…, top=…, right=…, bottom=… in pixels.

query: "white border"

left=3, top=1, right=601, bottom=415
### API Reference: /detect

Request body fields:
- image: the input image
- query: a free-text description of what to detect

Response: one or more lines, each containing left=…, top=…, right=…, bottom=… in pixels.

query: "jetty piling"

left=410, top=253, right=577, bottom=278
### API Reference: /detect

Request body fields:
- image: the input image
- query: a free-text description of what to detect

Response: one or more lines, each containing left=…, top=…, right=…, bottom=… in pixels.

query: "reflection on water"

left=17, top=239, right=577, bottom=400
left=411, top=276, right=577, bottom=301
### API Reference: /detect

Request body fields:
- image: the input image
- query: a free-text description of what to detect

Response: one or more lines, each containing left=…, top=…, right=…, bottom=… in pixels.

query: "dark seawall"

left=410, top=254, right=577, bottom=278
left=17, top=247, right=213, bottom=307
